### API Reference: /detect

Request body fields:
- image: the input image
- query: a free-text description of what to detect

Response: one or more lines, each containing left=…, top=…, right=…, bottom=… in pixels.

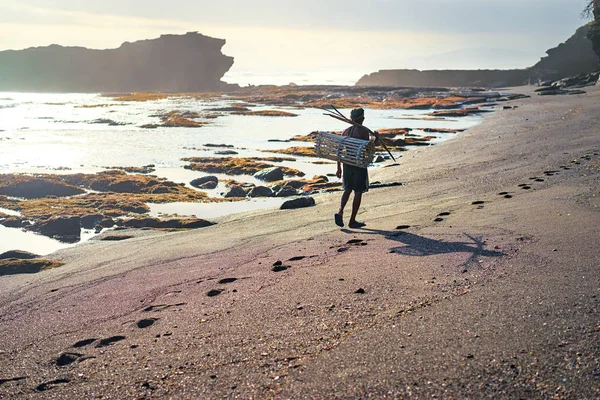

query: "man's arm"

left=336, top=161, right=342, bottom=178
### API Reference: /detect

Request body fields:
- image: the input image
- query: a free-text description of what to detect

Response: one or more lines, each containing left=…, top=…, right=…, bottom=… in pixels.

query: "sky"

left=0, top=0, right=592, bottom=85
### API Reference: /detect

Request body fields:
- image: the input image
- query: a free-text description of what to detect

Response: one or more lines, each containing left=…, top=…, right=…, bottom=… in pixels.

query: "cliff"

left=588, top=0, right=600, bottom=63
left=357, top=25, right=598, bottom=87
left=0, top=32, right=235, bottom=93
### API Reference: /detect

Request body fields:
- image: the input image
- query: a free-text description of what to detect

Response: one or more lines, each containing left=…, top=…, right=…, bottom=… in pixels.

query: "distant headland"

left=357, top=24, right=600, bottom=87
left=0, top=32, right=235, bottom=93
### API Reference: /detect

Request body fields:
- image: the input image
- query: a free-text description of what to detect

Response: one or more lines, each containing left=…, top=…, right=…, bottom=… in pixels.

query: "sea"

left=0, top=92, right=483, bottom=255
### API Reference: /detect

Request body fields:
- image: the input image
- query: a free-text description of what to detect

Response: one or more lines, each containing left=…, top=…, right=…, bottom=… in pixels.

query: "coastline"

left=0, top=85, right=598, bottom=398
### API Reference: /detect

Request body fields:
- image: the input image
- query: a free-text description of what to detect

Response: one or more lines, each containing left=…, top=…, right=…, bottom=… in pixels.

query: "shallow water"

left=0, top=92, right=483, bottom=255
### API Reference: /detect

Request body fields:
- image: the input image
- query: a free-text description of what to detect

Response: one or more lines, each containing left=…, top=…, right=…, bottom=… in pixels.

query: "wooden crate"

left=314, top=132, right=376, bottom=168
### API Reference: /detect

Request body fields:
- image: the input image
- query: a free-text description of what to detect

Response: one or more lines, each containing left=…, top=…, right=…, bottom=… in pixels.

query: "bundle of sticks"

left=319, top=105, right=396, bottom=162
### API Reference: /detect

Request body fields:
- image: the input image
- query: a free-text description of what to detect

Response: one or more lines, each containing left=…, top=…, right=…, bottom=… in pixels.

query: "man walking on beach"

left=334, top=108, right=376, bottom=229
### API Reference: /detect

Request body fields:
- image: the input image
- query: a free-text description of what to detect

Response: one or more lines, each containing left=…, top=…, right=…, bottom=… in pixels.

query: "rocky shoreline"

left=0, top=87, right=528, bottom=249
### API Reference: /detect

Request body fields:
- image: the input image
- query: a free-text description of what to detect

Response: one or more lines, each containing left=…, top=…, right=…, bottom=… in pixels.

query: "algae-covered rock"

left=0, top=175, right=85, bottom=199
left=0, top=258, right=64, bottom=276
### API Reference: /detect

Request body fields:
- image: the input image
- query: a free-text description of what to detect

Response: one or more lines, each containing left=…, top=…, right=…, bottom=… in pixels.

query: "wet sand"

left=0, top=86, right=599, bottom=398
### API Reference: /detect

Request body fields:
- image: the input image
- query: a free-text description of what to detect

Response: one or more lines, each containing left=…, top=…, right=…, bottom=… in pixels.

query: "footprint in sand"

left=218, top=278, right=238, bottom=284
left=521, top=186, right=531, bottom=190
left=55, top=352, right=84, bottom=367
left=434, top=217, right=445, bottom=222
left=35, top=379, right=70, bottom=392
left=206, top=289, right=224, bottom=297
left=137, top=318, right=158, bottom=329
left=142, top=303, right=186, bottom=312
left=346, top=239, right=367, bottom=246
left=438, top=212, right=451, bottom=216
left=95, top=336, right=126, bottom=348
left=337, top=248, right=349, bottom=253
left=498, top=192, right=513, bottom=199
left=288, top=256, right=307, bottom=261
left=0, top=377, right=26, bottom=386
left=471, top=201, right=485, bottom=205
left=72, top=338, right=97, bottom=348
left=544, top=170, right=559, bottom=176
left=396, top=225, right=411, bottom=229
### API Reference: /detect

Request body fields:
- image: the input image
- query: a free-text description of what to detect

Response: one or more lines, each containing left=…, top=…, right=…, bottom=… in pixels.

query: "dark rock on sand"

left=254, top=167, right=284, bottom=182
left=280, top=196, right=316, bottom=210
left=122, top=218, right=214, bottom=229
left=190, top=176, right=219, bottom=189
left=224, top=185, right=247, bottom=198
left=248, top=186, right=273, bottom=198
left=0, top=250, right=40, bottom=260
left=0, top=258, right=64, bottom=276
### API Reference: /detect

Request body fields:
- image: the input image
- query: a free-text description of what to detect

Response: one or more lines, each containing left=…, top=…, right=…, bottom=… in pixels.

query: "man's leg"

left=349, top=190, right=363, bottom=225
left=338, top=189, right=352, bottom=216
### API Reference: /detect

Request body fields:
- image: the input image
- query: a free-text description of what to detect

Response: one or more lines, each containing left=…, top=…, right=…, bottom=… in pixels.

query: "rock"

left=224, top=185, right=247, bottom=198
left=0, top=175, right=85, bottom=199
left=0, top=216, right=26, bottom=228
left=122, top=218, right=214, bottom=229
left=374, top=155, right=385, bottom=163
left=199, top=181, right=218, bottom=189
left=280, top=196, right=316, bottom=210
left=248, top=186, right=273, bottom=198
left=32, top=217, right=81, bottom=243
left=190, top=175, right=219, bottom=189
left=0, top=258, right=64, bottom=276
left=99, top=218, right=115, bottom=228
left=275, top=187, right=298, bottom=197
left=0, top=250, right=40, bottom=260
left=81, top=214, right=103, bottom=229
left=254, top=167, right=284, bottom=182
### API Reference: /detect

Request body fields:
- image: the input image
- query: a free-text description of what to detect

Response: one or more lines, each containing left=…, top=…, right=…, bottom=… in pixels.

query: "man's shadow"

left=342, top=228, right=504, bottom=270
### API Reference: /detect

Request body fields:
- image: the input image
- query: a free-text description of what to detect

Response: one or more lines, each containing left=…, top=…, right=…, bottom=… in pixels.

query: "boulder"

left=224, top=185, right=247, bottom=198
left=0, top=250, right=40, bottom=260
left=32, top=217, right=81, bottom=243
left=254, top=167, right=284, bottom=182
left=199, top=181, right=218, bottom=190
left=275, top=187, right=298, bottom=197
left=191, top=176, right=219, bottom=188
left=280, top=197, right=316, bottom=210
left=248, top=186, right=273, bottom=198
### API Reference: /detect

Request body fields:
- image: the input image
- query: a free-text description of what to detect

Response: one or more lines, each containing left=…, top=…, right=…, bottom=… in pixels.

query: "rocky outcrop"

left=529, top=24, right=599, bottom=82
left=357, top=25, right=598, bottom=87
left=0, top=175, right=84, bottom=199
left=0, top=32, right=235, bottom=93
left=588, top=1, right=600, bottom=64
left=357, top=69, right=529, bottom=88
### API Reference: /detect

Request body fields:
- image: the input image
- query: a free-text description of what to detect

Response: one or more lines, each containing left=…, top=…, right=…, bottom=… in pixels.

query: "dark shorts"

left=342, top=164, right=369, bottom=193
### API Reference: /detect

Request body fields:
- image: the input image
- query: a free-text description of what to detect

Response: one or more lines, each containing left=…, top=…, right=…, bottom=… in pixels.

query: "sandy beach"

left=0, top=85, right=598, bottom=398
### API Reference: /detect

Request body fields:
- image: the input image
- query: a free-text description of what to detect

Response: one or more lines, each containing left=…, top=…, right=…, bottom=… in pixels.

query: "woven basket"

left=314, top=132, right=376, bottom=168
